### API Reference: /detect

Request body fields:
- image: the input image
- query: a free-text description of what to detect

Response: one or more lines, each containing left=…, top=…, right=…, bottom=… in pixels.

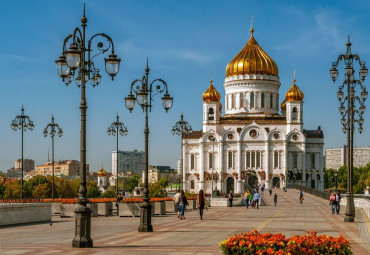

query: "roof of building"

left=303, top=126, right=324, bottom=138
left=183, top=130, right=203, bottom=139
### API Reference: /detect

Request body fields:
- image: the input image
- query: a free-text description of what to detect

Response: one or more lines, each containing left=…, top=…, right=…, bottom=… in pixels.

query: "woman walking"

left=299, top=190, right=304, bottom=204
left=179, top=190, right=189, bottom=219
left=228, top=190, right=234, bottom=207
left=330, top=192, right=336, bottom=214
left=274, top=193, right=278, bottom=207
left=197, top=189, right=206, bottom=220
left=244, top=190, right=250, bottom=209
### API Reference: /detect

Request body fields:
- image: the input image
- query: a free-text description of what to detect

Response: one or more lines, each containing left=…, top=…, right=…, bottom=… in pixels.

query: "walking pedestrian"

left=249, top=193, right=253, bottom=208
left=330, top=192, right=336, bottom=214
left=253, top=192, right=260, bottom=209
left=116, top=192, right=123, bottom=215
left=228, top=190, right=234, bottom=207
left=335, top=191, right=341, bottom=214
left=268, top=188, right=272, bottom=196
left=244, top=190, right=250, bottom=209
left=274, top=193, right=277, bottom=207
left=179, top=190, right=189, bottom=219
left=173, top=189, right=181, bottom=218
left=261, top=185, right=265, bottom=196
left=299, top=190, right=304, bottom=204
left=197, top=189, right=206, bottom=220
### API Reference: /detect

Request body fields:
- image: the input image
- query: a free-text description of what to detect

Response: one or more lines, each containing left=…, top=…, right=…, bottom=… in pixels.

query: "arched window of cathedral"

left=246, top=152, right=251, bottom=168
left=270, top=94, right=273, bottom=108
left=208, top=108, right=214, bottom=120
left=228, top=151, right=233, bottom=168
left=275, top=94, right=279, bottom=109
left=311, top=154, right=315, bottom=169
left=240, top=93, right=244, bottom=108
left=232, top=94, right=235, bottom=109
left=251, top=152, right=256, bottom=168
left=257, top=151, right=261, bottom=168
left=293, top=152, right=298, bottom=168
left=250, top=92, right=255, bottom=108
left=292, top=107, right=298, bottom=121
left=274, top=151, right=279, bottom=168
left=261, top=93, right=265, bottom=108
left=191, top=154, right=195, bottom=170
left=209, top=153, right=213, bottom=169
left=191, top=180, right=195, bottom=189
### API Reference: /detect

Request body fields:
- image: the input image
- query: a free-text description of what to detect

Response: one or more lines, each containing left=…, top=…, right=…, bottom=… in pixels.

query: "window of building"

left=209, top=153, right=213, bottom=169
left=276, top=94, right=279, bottom=109
left=191, top=180, right=195, bottom=189
left=292, top=107, right=298, bottom=121
left=232, top=94, right=235, bottom=109
left=251, top=152, right=256, bottom=168
left=208, top=108, right=214, bottom=120
left=261, top=93, right=265, bottom=108
left=257, top=151, right=261, bottom=168
left=311, top=154, right=315, bottom=169
left=274, top=151, right=279, bottom=168
left=293, top=152, right=298, bottom=168
left=250, top=92, right=254, bottom=108
left=228, top=151, right=233, bottom=168
left=191, top=154, right=195, bottom=170
left=246, top=152, right=251, bottom=168
left=270, top=94, right=273, bottom=108
left=240, top=93, right=244, bottom=108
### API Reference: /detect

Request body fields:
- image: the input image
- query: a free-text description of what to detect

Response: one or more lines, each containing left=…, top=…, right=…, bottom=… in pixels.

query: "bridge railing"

left=290, top=184, right=331, bottom=200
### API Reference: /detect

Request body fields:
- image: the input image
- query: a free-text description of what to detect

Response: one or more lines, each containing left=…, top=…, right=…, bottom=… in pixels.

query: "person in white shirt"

left=173, top=189, right=181, bottom=218
left=253, top=192, right=260, bottom=209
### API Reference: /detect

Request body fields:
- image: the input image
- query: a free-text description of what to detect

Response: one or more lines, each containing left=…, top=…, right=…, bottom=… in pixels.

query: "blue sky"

left=1, top=0, right=370, bottom=173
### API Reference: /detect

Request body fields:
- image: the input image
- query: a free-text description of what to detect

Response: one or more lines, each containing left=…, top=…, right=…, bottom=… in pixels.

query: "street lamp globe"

left=162, top=93, right=173, bottom=112
left=136, top=90, right=148, bottom=106
left=66, top=42, right=81, bottom=69
left=105, top=54, right=121, bottom=79
left=125, top=93, right=136, bottom=112
left=55, top=55, right=70, bottom=79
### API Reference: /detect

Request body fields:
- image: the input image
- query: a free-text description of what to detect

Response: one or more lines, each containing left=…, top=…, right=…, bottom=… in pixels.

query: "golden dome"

left=226, top=29, right=278, bottom=78
left=97, top=167, right=107, bottom=177
left=280, top=99, right=286, bottom=111
left=202, top=79, right=221, bottom=102
left=285, top=79, right=304, bottom=102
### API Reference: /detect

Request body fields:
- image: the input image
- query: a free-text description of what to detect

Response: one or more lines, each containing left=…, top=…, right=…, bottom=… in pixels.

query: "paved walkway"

left=0, top=189, right=369, bottom=254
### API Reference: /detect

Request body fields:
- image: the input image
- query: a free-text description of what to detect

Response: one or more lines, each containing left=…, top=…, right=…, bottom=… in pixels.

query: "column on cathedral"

left=199, top=143, right=204, bottom=190
left=302, top=150, right=306, bottom=184
left=264, top=142, right=270, bottom=188
left=283, top=141, right=288, bottom=187
left=319, top=148, right=324, bottom=191
left=218, top=141, right=223, bottom=191
left=237, top=141, right=242, bottom=193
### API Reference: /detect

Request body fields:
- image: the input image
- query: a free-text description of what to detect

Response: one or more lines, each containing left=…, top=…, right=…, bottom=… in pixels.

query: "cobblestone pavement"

left=0, top=189, right=369, bottom=254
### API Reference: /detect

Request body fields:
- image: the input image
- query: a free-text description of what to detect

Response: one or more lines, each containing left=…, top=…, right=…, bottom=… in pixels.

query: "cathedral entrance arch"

left=244, top=172, right=258, bottom=191
left=272, top=177, right=280, bottom=188
left=226, top=177, right=234, bottom=193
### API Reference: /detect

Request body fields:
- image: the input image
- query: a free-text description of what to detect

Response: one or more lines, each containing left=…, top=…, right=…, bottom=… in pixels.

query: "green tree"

left=24, top=175, right=48, bottom=198
left=0, top=181, right=5, bottom=199
left=86, top=180, right=101, bottom=198
left=54, top=177, right=77, bottom=198
left=122, top=175, right=140, bottom=192
left=33, top=183, right=52, bottom=198
left=3, top=179, right=21, bottom=199
left=100, top=186, right=116, bottom=198
left=148, top=177, right=168, bottom=198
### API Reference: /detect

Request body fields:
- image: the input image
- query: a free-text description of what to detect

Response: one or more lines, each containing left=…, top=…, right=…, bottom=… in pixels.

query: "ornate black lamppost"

left=334, top=170, right=338, bottom=192
left=43, top=115, right=63, bottom=199
left=125, top=59, right=173, bottom=232
left=171, top=113, right=192, bottom=190
left=10, top=106, right=34, bottom=199
left=107, top=113, right=128, bottom=198
left=55, top=5, right=121, bottom=247
left=330, top=36, right=368, bottom=222
left=208, top=135, right=216, bottom=200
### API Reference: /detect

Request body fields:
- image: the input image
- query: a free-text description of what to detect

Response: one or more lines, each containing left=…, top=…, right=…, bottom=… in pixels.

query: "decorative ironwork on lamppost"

left=10, top=106, right=34, bottom=199
left=107, top=113, right=128, bottom=198
left=171, top=113, right=192, bottom=190
left=330, top=36, right=368, bottom=222
left=208, top=135, right=216, bottom=200
left=55, top=5, right=121, bottom=247
left=125, top=59, right=173, bottom=232
left=43, top=115, right=63, bottom=200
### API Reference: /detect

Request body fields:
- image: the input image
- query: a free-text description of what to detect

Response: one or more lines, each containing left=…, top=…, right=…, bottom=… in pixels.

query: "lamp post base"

left=344, top=192, right=355, bottom=223
left=72, top=205, right=93, bottom=248
left=138, top=202, right=153, bottom=232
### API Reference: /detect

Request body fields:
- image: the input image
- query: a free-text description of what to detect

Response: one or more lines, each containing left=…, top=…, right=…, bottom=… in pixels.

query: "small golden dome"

left=226, top=28, right=278, bottom=78
left=285, top=79, right=304, bottom=102
left=280, top=99, right=286, bottom=111
left=202, top=79, right=221, bottom=102
left=97, top=167, right=107, bottom=177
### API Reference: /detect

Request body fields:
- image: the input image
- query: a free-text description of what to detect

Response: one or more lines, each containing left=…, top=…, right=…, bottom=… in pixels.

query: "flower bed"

left=219, top=230, right=352, bottom=255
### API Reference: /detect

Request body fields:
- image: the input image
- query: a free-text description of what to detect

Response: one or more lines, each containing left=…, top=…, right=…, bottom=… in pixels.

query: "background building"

left=14, top=159, right=35, bottom=172
left=142, top=165, right=176, bottom=184
left=112, top=150, right=144, bottom=175
left=35, top=160, right=89, bottom=177
left=325, top=146, right=370, bottom=170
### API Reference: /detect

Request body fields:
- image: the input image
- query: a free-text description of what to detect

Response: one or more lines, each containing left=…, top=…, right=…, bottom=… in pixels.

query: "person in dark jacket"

left=179, top=190, right=189, bottom=219
left=274, top=193, right=278, bottom=207
left=197, top=189, right=206, bottom=220
left=228, top=190, right=234, bottom=207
